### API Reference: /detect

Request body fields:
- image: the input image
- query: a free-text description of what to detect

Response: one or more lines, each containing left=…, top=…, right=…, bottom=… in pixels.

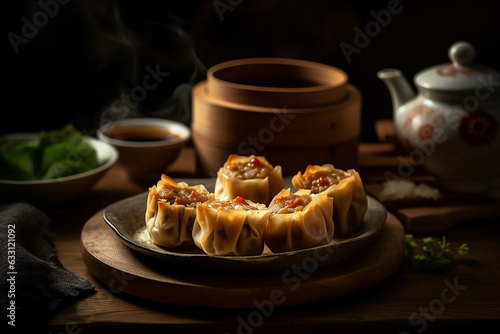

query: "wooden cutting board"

left=365, top=182, right=500, bottom=235
left=81, top=209, right=405, bottom=309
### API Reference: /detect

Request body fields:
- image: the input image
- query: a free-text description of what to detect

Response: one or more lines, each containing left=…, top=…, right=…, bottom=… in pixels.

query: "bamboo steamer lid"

left=207, top=58, right=348, bottom=108
left=191, top=58, right=362, bottom=176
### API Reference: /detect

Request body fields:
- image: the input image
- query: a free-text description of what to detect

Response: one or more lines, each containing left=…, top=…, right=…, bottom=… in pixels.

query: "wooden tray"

left=80, top=209, right=405, bottom=308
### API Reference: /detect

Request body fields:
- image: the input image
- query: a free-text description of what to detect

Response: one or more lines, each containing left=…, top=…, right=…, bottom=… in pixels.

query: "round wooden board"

left=81, top=210, right=405, bottom=309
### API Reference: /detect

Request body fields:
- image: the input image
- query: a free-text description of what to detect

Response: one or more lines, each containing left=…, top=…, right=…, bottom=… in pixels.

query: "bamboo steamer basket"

left=191, top=58, right=362, bottom=176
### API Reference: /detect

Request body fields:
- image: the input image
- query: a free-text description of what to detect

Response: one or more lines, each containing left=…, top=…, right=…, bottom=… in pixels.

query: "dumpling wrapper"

left=146, top=174, right=213, bottom=248
left=264, top=189, right=334, bottom=253
left=192, top=198, right=270, bottom=256
left=292, top=164, right=368, bottom=237
left=214, top=154, right=284, bottom=205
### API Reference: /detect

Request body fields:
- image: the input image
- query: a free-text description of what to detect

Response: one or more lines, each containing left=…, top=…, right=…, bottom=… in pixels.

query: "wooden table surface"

left=42, top=144, right=500, bottom=334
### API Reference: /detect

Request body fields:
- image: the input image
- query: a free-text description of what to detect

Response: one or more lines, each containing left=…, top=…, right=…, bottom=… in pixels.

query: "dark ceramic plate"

left=102, top=178, right=387, bottom=273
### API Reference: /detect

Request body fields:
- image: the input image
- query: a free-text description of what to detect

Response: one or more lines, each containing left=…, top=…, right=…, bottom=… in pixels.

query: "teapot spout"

left=377, top=69, right=415, bottom=117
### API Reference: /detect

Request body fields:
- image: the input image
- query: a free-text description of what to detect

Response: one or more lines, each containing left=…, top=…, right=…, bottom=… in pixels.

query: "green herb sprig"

left=405, top=234, right=469, bottom=272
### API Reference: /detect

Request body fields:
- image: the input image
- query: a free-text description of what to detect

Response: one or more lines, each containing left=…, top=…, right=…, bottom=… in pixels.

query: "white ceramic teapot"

left=378, top=41, right=500, bottom=193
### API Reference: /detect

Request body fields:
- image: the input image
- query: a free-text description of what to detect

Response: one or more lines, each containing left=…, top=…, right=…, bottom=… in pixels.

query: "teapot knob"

left=449, top=41, right=476, bottom=67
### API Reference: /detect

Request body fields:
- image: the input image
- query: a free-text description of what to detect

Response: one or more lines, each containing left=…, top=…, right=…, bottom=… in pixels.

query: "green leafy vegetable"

left=0, top=124, right=100, bottom=181
left=405, top=234, right=469, bottom=272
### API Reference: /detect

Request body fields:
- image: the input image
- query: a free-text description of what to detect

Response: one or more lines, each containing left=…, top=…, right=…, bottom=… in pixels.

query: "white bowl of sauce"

left=97, top=118, right=190, bottom=182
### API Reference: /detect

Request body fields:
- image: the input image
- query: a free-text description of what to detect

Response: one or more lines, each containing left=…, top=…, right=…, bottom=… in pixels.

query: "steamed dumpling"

left=146, top=174, right=213, bottom=248
left=214, top=154, right=284, bottom=205
left=264, top=188, right=334, bottom=253
left=192, top=196, right=270, bottom=256
left=292, top=164, right=367, bottom=237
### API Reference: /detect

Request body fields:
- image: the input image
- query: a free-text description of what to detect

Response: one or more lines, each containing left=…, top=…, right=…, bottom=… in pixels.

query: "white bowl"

left=97, top=118, right=190, bottom=182
left=0, top=134, right=118, bottom=205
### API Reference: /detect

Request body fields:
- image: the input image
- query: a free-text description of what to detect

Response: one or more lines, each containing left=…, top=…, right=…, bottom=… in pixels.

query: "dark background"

left=4, top=0, right=499, bottom=142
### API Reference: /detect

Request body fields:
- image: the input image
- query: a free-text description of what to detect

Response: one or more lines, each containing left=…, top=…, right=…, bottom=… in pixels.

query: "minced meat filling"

left=268, top=194, right=313, bottom=214
left=223, top=157, right=271, bottom=180
left=306, top=175, right=343, bottom=193
left=158, top=187, right=210, bottom=207
left=201, top=196, right=260, bottom=211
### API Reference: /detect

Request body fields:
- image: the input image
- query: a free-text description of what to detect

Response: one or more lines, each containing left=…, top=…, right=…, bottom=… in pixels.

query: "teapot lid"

left=414, top=41, right=500, bottom=92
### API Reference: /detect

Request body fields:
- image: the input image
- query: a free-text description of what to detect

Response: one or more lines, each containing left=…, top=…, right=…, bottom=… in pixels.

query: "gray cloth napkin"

left=0, top=202, right=95, bottom=327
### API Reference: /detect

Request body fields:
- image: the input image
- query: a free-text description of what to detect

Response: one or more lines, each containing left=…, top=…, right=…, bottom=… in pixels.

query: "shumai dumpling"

left=292, top=164, right=368, bottom=237
left=192, top=196, right=270, bottom=256
left=214, top=154, right=284, bottom=205
left=264, top=188, right=334, bottom=253
left=146, top=174, right=213, bottom=248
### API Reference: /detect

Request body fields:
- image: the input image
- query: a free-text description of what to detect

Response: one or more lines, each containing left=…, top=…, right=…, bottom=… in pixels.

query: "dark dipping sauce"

left=109, top=128, right=181, bottom=142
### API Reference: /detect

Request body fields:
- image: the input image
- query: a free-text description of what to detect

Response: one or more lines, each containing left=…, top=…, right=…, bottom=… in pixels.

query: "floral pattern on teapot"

left=401, top=103, right=448, bottom=148
left=458, top=111, right=499, bottom=146
left=403, top=103, right=498, bottom=148
left=436, top=64, right=482, bottom=77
